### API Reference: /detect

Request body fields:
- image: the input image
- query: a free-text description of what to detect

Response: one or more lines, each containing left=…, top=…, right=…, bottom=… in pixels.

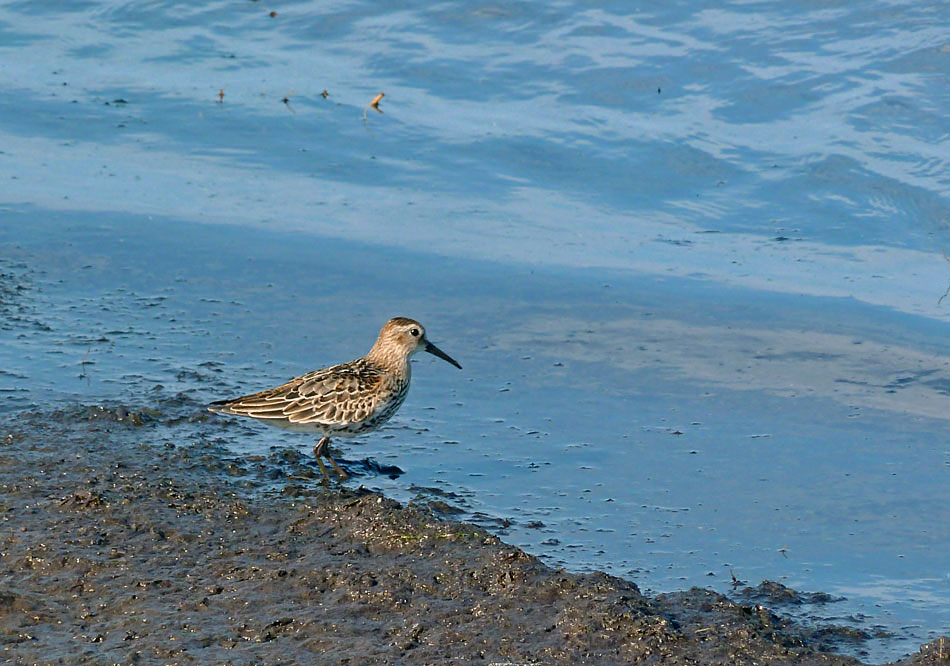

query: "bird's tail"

left=207, top=398, right=235, bottom=414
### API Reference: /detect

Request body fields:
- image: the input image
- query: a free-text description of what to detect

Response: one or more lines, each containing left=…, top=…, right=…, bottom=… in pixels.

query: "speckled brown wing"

left=210, top=359, right=389, bottom=429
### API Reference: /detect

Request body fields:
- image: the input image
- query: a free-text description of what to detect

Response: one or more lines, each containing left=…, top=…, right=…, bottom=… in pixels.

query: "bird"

left=208, top=317, right=461, bottom=483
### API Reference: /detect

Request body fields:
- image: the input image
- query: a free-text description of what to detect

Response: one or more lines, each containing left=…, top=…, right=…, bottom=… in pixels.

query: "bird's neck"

left=365, top=344, right=412, bottom=378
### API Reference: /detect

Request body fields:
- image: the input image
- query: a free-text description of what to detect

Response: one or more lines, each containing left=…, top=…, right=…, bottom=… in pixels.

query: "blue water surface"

left=1, top=1, right=949, bottom=661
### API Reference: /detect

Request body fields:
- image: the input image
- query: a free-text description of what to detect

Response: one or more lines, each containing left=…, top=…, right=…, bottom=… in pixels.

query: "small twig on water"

left=363, top=92, right=384, bottom=122
left=282, top=89, right=297, bottom=114
left=938, top=250, right=950, bottom=306
left=729, top=568, right=745, bottom=589
left=79, top=346, right=92, bottom=384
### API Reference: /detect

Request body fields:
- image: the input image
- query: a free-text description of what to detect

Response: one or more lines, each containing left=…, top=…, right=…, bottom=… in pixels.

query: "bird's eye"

left=410, top=328, right=420, bottom=337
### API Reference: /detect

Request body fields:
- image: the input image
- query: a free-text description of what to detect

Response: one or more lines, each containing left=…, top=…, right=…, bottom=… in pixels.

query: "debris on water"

left=363, top=92, right=384, bottom=121
left=282, top=90, right=296, bottom=113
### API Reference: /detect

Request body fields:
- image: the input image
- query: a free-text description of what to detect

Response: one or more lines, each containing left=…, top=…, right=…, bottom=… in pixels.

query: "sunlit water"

left=2, top=1, right=949, bottom=661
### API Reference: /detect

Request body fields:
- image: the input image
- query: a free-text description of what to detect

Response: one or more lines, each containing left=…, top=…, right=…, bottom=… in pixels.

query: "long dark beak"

left=425, top=340, right=462, bottom=369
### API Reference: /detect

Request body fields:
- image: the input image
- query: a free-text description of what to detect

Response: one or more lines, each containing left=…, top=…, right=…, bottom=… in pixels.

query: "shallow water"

left=2, top=1, right=949, bottom=661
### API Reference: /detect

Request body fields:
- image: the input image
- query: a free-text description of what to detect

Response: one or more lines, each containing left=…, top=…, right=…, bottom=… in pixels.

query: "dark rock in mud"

left=738, top=580, right=846, bottom=605
left=0, top=404, right=945, bottom=665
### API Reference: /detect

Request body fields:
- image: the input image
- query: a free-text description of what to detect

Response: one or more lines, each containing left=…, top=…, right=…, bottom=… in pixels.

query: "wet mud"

left=1, top=402, right=947, bottom=665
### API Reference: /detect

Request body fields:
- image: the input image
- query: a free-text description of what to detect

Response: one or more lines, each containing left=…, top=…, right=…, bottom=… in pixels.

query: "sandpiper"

left=208, top=317, right=461, bottom=483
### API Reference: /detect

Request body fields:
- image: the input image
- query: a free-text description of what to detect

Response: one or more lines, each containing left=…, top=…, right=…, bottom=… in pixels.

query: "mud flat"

left=0, top=403, right=947, bottom=665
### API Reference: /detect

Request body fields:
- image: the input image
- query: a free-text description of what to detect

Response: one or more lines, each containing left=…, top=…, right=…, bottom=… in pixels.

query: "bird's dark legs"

left=325, top=453, right=348, bottom=481
left=313, top=451, right=330, bottom=484
left=313, top=436, right=349, bottom=483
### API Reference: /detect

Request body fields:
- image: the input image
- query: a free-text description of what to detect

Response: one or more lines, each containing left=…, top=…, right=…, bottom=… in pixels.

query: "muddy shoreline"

left=0, top=403, right=946, bottom=665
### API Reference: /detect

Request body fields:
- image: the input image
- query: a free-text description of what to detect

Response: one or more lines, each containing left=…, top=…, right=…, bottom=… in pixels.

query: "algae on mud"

left=1, top=403, right=946, bottom=665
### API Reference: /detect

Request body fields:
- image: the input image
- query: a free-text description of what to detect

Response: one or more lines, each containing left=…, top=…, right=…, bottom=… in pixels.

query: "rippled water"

left=2, top=1, right=949, bottom=661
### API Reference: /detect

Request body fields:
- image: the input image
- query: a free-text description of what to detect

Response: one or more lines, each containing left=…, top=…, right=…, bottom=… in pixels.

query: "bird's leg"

left=325, top=452, right=349, bottom=481
left=314, top=455, right=331, bottom=484
left=313, top=436, right=349, bottom=482
left=313, top=437, right=332, bottom=484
